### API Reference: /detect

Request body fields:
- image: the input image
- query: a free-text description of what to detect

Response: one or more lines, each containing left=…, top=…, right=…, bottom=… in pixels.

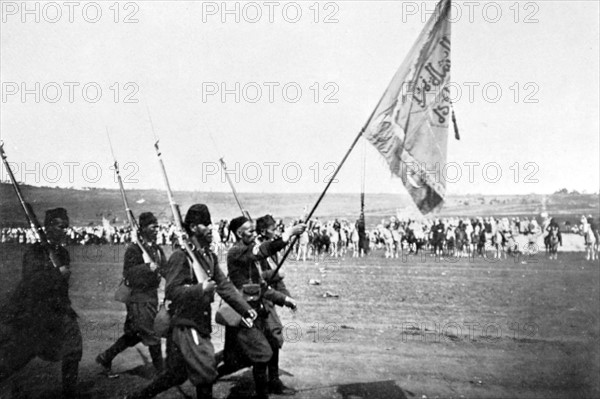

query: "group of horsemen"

left=248, top=214, right=575, bottom=261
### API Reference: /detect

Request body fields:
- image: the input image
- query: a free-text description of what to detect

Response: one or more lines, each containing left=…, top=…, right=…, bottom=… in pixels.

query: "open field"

left=1, top=244, right=598, bottom=399
left=1, top=183, right=598, bottom=228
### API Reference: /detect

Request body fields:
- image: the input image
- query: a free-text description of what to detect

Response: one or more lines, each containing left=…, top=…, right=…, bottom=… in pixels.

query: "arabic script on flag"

left=364, top=0, right=453, bottom=214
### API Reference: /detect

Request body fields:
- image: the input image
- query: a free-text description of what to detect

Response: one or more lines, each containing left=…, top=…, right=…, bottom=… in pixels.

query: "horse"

left=296, top=230, right=310, bottom=262
left=503, top=231, right=520, bottom=257
left=430, top=222, right=445, bottom=256
left=404, top=224, right=425, bottom=255
left=391, top=228, right=402, bottom=258
left=547, top=228, right=560, bottom=260
left=311, top=229, right=331, bottom=260
left=477, top=230, right=486, bottom=257
left=339, top=223, right=349, bottom=257
left=455, top=227, right=467, bottom=258
left=445, top=226, right=455, bottom=257
left=581, top=219, right=598, bottom=261
left=379, top=225, right=395, bottom=259
left=492, top=228, right=506, bottom=259
left=350, top=226, right=360, bottom=257
left=327, top=222, right=341, bottom=258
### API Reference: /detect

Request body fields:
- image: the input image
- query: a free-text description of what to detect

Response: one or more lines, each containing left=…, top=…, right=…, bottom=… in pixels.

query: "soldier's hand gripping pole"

left=265, top=128, right=366, bottom=287
left=107, top=130, right=154, bottom=263
left=265, top=76, right=390, bottom=286
left=0, top=140, right=61, bottom=269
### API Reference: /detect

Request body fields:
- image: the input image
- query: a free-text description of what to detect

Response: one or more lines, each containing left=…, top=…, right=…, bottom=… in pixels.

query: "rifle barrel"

left=0, top=141, right=60, bottom=268
left=152, top=139, right=209, bottom=282
left=106, top=131, right=152, bottom=259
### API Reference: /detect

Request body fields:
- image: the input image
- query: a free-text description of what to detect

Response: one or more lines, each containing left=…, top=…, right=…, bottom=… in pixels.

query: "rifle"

left=153, top=138, right=210, bottom=283
left=219, top=157, right=251, bottom=220
left=106, top=130, right=153, bottom=261
left=0, top=140, right=61, bottom=269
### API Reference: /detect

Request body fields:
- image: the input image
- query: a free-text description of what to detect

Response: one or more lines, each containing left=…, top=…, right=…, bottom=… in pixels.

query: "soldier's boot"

left=126, top=369, right=185, bottom=399
left=96, top=335, right=131, bottom=373
left=252, top=362, right=269, bottom=399
left=61, top=359, right=79, bottom=398
left=196, top=383, right=213, bottom=399
left=148, top=344, right=163, bottom=374
left=267, top=349, right=295, bottom=396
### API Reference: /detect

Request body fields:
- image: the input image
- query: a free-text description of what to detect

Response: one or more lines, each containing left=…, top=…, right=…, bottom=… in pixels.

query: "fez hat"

left=139, top=212, right=158, bottom=229
left=44, top=207, right=69, bottom=227
left=185, top=204, right=212, bottom=228
left=229, top=216, right=249, bottom=237
left=256, top=214, right=276, bottom=232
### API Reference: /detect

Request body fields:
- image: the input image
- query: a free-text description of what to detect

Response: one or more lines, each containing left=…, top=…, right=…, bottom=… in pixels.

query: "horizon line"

left=1, top=181, right=598, bottom=197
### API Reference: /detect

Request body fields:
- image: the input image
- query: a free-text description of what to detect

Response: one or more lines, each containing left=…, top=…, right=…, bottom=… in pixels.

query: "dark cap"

left=139, top=212, right=158, bottom=229
left=256, top=214, right=276, bottom=232
left=44, top=207, right=69, bottom=227
left=185, top=204, right=212, bottom=228
left=229, top=216, right=249, bottom=237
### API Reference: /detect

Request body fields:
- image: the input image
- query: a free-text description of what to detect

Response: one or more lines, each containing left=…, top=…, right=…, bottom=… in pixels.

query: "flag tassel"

left=452, top=107, right=460, bottom=140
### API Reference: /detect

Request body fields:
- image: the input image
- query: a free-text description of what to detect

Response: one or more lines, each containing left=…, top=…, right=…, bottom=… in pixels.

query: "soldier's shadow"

left=219, top=367, right=293, bottom=398
left=337, top=380, right=409, bottom=399
left=220, top=369, right=255, bottom=399
left=222, top=375, right=409, bottom=398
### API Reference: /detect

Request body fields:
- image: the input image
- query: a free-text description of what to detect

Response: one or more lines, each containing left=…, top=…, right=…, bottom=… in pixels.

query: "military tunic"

left=222, top=237, right=289, bottom=370
left=165, top=247, right=251, bottom=385
left=0, top=243, right=81, bottom=384
left=123, top=243, right=166, bottom=346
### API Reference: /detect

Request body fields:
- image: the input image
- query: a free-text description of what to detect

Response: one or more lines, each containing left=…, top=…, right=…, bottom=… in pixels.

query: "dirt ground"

left=1, top=243, right=598, bottom=399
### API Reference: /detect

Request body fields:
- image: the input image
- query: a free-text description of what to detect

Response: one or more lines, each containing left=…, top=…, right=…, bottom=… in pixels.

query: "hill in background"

left=1, top=183, right=598, bottom=228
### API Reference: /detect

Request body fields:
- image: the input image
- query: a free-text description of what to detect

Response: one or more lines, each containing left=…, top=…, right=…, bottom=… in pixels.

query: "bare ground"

left=1, top=244, right=599, bottom=399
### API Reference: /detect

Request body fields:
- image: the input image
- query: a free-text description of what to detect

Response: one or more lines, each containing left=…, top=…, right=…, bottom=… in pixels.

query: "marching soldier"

left=216, top=214, right=296, bottom=394
left=126, top=204, right=256, bottom=399
left=219, top=215, right=305, bottom=399
left=96, top=212, right=166, bottom=375
left=0, top=208, right=82, bottom=397
left=356, top=212, right=368, bottom=257
left=254, top=214, right=296, bottom=395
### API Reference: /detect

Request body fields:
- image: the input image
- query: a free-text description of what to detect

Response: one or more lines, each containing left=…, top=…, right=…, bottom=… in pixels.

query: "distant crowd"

left=2, top=213, right=598, bottom=261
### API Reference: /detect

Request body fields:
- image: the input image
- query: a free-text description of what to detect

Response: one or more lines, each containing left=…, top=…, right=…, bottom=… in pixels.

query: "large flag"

left=364, top=0, right=453, bottom=214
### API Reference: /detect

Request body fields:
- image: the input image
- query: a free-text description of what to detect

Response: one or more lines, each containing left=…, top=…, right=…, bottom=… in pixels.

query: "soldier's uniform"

left=356, top=215, right=369, bottom=255
left=218, top=217, right=293, bottom=392
left=220, top=216, right=293, bottom=399
left=0, top=213, right=82, bottom=396
left=127, top=204, right=252, bottom=399
left=255, top=232, right=294, bottom=393
left=96, top=228, right=167, bottom=373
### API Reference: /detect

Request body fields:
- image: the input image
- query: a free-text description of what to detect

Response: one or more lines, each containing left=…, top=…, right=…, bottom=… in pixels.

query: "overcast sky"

left=1, top=0, right=598, bottom=196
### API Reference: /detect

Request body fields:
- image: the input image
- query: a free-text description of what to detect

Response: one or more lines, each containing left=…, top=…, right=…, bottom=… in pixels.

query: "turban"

left=44, top=207, right=69, bottom=227
left=139, top=212, right=158, bottom=229
left=184, top=204, right=212, bottom=228
left=229, top=216, right=249, bottom=237
left=256, top=214, right=276, bottom=232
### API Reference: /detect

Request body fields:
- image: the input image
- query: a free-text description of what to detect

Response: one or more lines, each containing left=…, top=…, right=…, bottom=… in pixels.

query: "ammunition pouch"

left=242, top=283, right=267, bottom=317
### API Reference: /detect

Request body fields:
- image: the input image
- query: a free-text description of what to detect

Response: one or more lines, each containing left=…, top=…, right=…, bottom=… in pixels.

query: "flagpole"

left=266, top=96, right=388, bottom=285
